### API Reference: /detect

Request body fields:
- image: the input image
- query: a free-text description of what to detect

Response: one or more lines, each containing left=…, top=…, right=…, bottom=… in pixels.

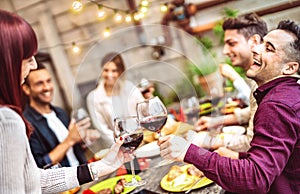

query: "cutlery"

left=184, top=177, right=204, bottom=193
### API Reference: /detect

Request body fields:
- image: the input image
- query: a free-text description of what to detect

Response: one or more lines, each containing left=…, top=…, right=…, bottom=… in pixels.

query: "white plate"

left=222, top=126, right=245, bottom=135
left=136, top=141, right=160, bottom=158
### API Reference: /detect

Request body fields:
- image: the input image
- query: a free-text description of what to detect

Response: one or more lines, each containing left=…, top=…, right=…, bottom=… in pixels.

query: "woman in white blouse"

left=86, top=52, right=144, bottom=148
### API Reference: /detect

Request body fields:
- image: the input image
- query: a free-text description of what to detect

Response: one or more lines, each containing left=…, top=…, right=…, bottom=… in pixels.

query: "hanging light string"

left=60, top=0, right=172, bottom=54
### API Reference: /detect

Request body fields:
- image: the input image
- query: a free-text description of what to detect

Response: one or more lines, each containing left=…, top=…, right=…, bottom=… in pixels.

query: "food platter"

left=87, top=174, right=141, bottom=194
left=160, top=164, right=213, bottom=192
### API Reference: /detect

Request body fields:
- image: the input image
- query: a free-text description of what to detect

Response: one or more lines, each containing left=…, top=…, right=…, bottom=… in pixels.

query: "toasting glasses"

left=113, top=116, right=146, bottom=187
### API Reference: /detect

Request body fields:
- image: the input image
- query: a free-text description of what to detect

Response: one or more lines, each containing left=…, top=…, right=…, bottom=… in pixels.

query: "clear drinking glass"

left=71, top=108, right=91, bottom=145
left=136, top=96, right=171, bottom=166
left=136, top=96, right=168, bottom=137
left=181, top=96, right=200, bottom=125
left=113, top=116, right=146, bottom=187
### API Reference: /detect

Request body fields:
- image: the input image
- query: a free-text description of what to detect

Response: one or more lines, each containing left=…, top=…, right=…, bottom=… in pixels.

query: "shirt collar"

left=253, top=76, right=300, bottom=105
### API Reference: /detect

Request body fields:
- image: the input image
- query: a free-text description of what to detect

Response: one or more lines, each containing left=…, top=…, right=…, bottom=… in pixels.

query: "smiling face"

left=21, top=56, right=37, bottom=84
left=223, top=29, right=253, bottom=70
left=23, top=69, right=54, bottom=107
left=246, top=29, right=297, bottom=86
left=102, top=61, right=121, bottom=87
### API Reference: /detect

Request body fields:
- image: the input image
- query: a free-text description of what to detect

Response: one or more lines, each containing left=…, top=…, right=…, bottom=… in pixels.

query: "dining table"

left=77, top=122, right=225, bottom=194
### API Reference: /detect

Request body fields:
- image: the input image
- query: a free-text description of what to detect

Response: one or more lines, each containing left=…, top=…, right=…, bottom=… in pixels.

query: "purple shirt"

left=185, top=77, right=300, bottom=194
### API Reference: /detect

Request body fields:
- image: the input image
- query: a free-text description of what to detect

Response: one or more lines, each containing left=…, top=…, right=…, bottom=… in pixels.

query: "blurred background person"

left=138, top=78, right=156, bottom=99
left=0, top=9, right=131, bottom=193
left=22, top=62, right=98, bottom=168
left=86, top=52, right=144, bottom=149
left=194, top=13, right=268, bottom=156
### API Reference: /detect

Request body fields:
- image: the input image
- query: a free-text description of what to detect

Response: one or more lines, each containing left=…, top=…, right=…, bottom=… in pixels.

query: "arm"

left=0, top=109, right=28, bottom=193
left=219, top=64, right=250, bottom=105
left=185, top=102, right=298, bottom=193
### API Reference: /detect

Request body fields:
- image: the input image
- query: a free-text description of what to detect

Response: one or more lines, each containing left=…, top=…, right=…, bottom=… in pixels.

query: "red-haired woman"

left=0, top=9, right=131, bottom=193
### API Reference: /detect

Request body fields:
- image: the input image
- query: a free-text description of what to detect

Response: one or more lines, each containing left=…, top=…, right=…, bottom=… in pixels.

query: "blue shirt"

left=185, top=77, right=300, bottom=193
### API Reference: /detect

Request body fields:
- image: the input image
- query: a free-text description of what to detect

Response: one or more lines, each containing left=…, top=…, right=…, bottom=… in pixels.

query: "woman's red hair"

left=0, top=10, right=37, bottom=137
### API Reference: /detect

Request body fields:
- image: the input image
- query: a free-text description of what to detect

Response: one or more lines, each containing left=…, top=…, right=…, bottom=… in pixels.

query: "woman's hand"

left=89, top=137, right=133, bottom=179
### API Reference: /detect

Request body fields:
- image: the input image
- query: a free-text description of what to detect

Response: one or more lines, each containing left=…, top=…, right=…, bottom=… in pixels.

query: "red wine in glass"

left=121, top=133, right=144, bottom=153
left=139, top=115, right=167, bottom=133
left=114, top=116, right=146, bottom=187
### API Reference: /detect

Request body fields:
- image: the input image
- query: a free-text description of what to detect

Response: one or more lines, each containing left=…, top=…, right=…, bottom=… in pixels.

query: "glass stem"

left=130, top=160, right=137, bottom=184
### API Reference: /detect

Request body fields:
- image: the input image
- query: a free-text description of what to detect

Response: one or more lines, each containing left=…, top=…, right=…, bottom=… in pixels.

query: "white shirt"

left=43, top=111, right=79, bottom=167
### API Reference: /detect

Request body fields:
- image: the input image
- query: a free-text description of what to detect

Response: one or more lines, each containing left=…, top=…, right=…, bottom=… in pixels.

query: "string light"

left=160, top=4, right=168, bottom=12
left=140, top=6, right=148, bottom=13
left=103, top=27, right=111, bottom=37
left=72, top=0, right=83, bottom=12
left=141, top=0, right=149, bottom=7
left=125, top=14, right=132, bottom=22
left=97, top=5, right=106, bottom=19
left=72, top=42, right=81, bottom=54
left=114, top=11, right=123, bottom=22
left=133, top=12, right=141, bottom=21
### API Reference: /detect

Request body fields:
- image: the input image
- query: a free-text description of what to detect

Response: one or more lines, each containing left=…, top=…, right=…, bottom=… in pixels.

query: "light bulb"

left=72, top=42, right=81, bottom=54
left=114, top=12, right=122, bottom=22
left=133, top=12, right=141, bottom=21
left=72, top=0, right=82, bottom=12
left=103, top=27, right=111, bottom=37
left=125, top=14, right=132, bottom=22
left=97, top=10, right=106, bottom=19
left=141, top=0, right=149, bottom=7
left=140, top=6, right=147, bottom=13
left=160, top=4, right=168, bottom=12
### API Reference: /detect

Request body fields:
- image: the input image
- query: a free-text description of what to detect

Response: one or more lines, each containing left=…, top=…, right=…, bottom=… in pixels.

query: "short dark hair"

left=223, top=12, right=268, bottom=40
left=277, top=20, right=300, bottom=74
left=23, top=61, right=46, bottom=86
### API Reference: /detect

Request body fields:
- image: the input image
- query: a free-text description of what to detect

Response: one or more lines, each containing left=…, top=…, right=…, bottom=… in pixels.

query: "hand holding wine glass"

left=113, top=116, right=146, bottom=187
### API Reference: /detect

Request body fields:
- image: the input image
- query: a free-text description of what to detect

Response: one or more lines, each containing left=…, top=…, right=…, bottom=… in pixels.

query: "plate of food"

left=87, top=174, right=141, bottom=194
left=160, top=164, right=213, bottom=192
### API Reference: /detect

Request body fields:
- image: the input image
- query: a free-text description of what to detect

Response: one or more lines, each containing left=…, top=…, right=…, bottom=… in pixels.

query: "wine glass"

left=136, top=96, right=170, bottom=166
left=181, top=96, right=200, bottom=125
left=71, top=108, right=94, bottom=147
left=136, top=96, right=168, bottom=137
left=208, top=88, right=224, bottom=149
left=113, top=116, right=146, bottom=187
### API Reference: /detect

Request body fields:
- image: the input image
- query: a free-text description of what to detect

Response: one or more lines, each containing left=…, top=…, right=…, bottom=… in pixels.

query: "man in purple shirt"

left=159, top=20, right=300, bottom=193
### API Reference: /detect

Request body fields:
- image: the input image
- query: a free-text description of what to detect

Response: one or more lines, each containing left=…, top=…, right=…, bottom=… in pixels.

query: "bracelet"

left=89, top=163, right=99, bottom=181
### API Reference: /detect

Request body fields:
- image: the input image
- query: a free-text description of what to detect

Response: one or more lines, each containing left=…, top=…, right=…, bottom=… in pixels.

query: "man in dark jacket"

left=22, top=63, right=89, bottom=168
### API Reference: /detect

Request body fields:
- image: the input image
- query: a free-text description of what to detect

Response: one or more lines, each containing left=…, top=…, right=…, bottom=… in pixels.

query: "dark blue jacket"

left=23, top=104, right=87, bottom=168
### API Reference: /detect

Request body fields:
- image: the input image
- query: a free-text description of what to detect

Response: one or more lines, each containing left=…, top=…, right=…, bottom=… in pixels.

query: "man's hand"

left=219, top=63, right=240, bottom=81
left=214, top=147, right=239, bottom=159
left=196, top=116, right=223, bottom=132
left=158, top=135, right=190, bottom=162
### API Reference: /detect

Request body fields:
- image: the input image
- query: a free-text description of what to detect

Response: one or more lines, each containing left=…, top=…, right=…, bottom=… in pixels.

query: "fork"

left=183, top=177, right=204, bottom=194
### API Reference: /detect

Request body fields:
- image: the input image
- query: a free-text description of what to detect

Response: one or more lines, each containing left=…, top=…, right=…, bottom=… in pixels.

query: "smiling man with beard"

left=159, top=20, right=300, bottom=193
left=22, top=62, right=90, bottom=168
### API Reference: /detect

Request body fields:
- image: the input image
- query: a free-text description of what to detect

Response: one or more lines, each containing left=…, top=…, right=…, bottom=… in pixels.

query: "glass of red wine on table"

left=136, top=96, right=169, bottom=166
left=113, top=116, right=146, bottom=187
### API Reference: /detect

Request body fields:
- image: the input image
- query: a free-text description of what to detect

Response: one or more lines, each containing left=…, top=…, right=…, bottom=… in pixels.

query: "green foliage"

left=213, top=7, right=239, bottom=44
